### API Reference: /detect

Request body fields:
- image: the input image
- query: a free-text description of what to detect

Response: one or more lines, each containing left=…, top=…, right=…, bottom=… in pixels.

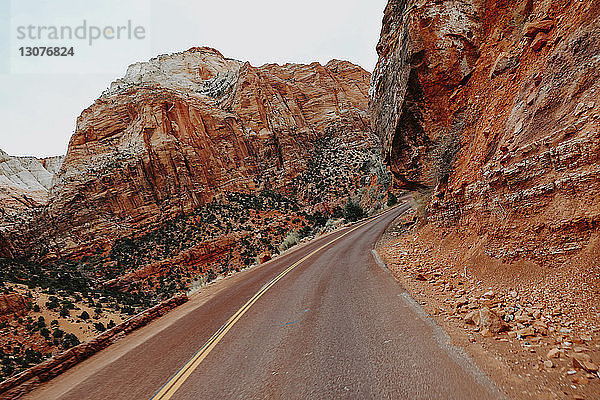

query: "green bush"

left=387, top=192, right=398, bottom=207
left=61, top=333, right=80, bottom=349
left=23, top=349, right=43, bottom=366
left=344, top=199, right=364, bottom=222
left=46, top=296, right=60, bottom=310
left=278, top=231, right=300, bottom=253
left=121, top=305, right=135, bottom=315
left=40, top=327, right=50, bottom=339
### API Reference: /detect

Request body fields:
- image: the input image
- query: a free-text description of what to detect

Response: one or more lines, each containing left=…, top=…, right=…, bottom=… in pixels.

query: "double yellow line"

left=151, top=210, right=393, bottom=400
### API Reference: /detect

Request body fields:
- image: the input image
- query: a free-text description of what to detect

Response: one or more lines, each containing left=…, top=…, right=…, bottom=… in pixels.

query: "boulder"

left=464, top=310, right=479, bottom=325
left=547, top=348, right=561, bottom=359
left=523, top=20, right=554, bottom=38
left=572, top=353, right=599, bottom=372
left=0, top=294, right=27, bottom=317
left=257, top=251, right=272, bottom=264
left=478, top=307, right=510, bottom=334
left=531, top=32, right=549, bottom=51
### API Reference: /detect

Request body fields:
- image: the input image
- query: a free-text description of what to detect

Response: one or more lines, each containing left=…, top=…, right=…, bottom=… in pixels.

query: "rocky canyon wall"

left=1, top=48, right=386, bottom=280
left=371, top=0, right=600, bottom=271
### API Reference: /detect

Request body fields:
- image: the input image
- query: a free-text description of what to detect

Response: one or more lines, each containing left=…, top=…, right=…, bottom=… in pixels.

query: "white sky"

left=0, top=0, right=387, bottom=157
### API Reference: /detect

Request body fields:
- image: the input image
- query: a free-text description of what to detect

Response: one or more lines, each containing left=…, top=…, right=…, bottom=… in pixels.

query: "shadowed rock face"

left=371, top=1, right=600, bottom=267
left=370, top=0, right=482, bottom=190
left=2, top=47, right=379, bottom=261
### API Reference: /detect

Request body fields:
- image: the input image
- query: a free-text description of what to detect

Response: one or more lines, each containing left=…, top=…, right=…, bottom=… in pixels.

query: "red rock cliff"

left=371, top=1, right=600, bottom=269
left=3, top=48, right=378, bottom=261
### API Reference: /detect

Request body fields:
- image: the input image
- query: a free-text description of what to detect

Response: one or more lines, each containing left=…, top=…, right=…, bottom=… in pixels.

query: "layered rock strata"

left=371, top=0, right=600, bottom=269
left=2, top=47, right=385, bottom=273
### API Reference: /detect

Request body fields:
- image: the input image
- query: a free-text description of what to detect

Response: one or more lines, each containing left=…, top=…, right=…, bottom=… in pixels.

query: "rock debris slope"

left=371, top=2, right=600, bottom=396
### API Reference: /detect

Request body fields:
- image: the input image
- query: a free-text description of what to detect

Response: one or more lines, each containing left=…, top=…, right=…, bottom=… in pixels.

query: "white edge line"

left=371, top=249, right=509, bottom=400
left=371, top=249, right=389, bottom=272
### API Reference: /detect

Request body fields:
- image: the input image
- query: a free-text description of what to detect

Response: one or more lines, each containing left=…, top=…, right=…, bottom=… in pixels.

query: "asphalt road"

left=26, top=205, right=505, bottom=400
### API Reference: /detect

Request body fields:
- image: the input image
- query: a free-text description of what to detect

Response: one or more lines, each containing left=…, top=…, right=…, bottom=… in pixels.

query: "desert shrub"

left=45, top=296, right=60, bottom=310
left=23, top=349, right=43, bottom=366
left=61, top=333, right=80, bottom=349
left=2, top=360, right=14, bottom=377
left=387, top=192, right=398, bottom=207
left=40, top=327, right=50, bottom=339
left=308, top=211, right=328, bottom=229
left=121, top=305, right=135, bottom=315
left=331, top=206, right=344, bottom=219
left=344, top=199, right=364, bottom=222
left=278, top=231, right=300, bottom=253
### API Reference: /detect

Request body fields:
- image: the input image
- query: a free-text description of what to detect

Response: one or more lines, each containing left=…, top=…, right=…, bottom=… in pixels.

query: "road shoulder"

left=375, top=210, right=600, bottom=400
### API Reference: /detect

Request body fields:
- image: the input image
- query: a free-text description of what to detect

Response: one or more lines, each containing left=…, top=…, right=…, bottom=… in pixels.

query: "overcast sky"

left=0, top=0, right=387, bottom=157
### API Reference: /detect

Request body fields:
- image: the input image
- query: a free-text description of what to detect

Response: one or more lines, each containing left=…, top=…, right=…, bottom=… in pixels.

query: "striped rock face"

left=371, top=0, right=600, bottom=271
left=0, top=150, right=63, bottom=226
left=1, top=48, right=386, bottom=279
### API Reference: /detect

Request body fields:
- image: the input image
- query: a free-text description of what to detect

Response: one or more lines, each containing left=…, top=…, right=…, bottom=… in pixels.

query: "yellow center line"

left=150, top=208, right=398, bottom=400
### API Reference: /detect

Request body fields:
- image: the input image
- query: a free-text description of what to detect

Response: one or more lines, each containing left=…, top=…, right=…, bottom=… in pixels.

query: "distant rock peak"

left=0, top=150, right=64, bottom=193
left=102, top=48, right=244, bottom=100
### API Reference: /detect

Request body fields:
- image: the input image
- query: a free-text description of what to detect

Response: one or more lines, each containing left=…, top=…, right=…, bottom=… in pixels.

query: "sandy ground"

left=1, top=284, right=127, bottom=363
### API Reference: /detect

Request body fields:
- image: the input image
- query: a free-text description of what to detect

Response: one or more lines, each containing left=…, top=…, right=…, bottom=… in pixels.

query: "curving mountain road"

left=25, top=205, right=505, bottom=400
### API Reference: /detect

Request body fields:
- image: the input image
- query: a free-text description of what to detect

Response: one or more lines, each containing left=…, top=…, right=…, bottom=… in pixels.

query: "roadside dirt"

left=376, top=210, right=600, bottom=400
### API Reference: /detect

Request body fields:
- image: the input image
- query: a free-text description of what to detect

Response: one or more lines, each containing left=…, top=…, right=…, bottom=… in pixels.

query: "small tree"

left=40, top=327, right=50, bottom=340
left=278, top=231, right=300, bottom=253
left=344, top=199, right=364, bottom=222
left=387, top=192, right=398, bottom=207
left=61, top=333, right=80, bottom=349
left=94, top=322, right=106, bottom=332
left=45, top=296, right=60, bottom=310
left=78, top=311, right=90, bottom=320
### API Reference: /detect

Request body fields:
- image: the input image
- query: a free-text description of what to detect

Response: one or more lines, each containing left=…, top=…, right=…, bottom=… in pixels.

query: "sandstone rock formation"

left=0, top=150, right=63, bottom=218
left=0, top=48, right=389, bottom=382
left=371, top=0, right=600, bottom=271
left=1, top=48, right=387, bottom=284
left=0, top=151, right=63, bottom=257
left=0, top=294, right=27, bottom=319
